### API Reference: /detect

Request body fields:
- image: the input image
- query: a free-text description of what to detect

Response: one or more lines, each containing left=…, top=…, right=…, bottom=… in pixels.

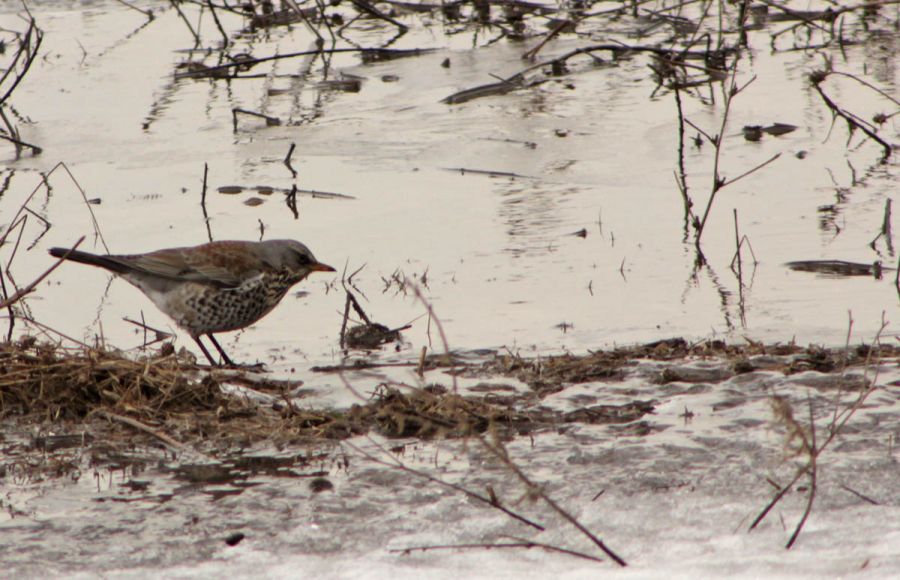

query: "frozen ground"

left=2, top=350, right=899, bottom=578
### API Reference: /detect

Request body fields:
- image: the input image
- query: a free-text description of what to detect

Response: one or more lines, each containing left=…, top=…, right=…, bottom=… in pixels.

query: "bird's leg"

left=191, top=335, right=219, bottom=366
left=206, top=334, right=237, bottom=367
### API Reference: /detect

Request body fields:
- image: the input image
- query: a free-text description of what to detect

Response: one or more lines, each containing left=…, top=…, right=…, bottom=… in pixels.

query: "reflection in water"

left=861, top=28, right=898, bottom=87
left=684, top=262, right=735, bottom=334
left=497, top=182, right=577, bottom=259
left=2, top=0, right=900, bottom=364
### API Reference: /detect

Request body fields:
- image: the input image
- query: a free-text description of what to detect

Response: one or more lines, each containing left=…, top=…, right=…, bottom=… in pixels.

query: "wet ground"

left=2, top=0, right=900, bottom=577
left=2, top=342, right=899, bottom=577
left=2, top=0, right=900, bottom=364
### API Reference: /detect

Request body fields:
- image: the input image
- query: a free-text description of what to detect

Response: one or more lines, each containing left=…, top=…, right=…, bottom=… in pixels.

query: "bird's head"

left=264, top=239, right=335, bottom=276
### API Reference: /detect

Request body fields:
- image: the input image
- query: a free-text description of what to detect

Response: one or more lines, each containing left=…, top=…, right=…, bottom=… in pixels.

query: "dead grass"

left=4, top=334, right=882, bottom=455
left=0, top=337, right=655, bottom=449
left=478, top=338, right=889, bottom=395
left=0, top=335, right=667, bottom=455
left=0, top=336, right=220, bottom=420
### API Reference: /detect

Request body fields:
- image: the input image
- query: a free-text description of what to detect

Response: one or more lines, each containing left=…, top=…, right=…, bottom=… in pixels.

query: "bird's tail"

left=48, top=247, right=130, bottom=275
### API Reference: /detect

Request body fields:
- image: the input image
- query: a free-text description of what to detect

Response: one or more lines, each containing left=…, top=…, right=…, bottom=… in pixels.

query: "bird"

left=48, top=239, right=335, bottom=367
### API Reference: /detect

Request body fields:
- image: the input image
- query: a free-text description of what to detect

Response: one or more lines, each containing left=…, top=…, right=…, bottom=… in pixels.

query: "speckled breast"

left=175, top=274, right=299, bottom=335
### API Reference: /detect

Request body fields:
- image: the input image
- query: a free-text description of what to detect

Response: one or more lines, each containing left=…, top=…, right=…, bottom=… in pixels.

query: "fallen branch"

left=478, top=435, right=628, bottom=566
left=391, top=539, right=605, bottom=563
left=344, top=439, right=546, bottom=532
left=175, top=47, right=435, bottom=79
left=232, top=108, right=282, bottom=131
left=98, top=410, right=189, bottom=453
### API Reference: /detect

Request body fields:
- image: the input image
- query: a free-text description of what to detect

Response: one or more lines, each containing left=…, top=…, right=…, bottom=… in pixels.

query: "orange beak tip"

left=312, top=262, right=336, bottom=273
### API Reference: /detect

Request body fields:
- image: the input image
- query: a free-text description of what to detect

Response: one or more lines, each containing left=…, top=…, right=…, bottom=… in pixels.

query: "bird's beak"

left=310, top=262, right=336, bottom=273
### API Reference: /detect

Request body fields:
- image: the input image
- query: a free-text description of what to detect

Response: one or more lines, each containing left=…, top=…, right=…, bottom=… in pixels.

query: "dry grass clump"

left=482, top=351, right=626, bottom=396
left=5, top=334, right=877, bottom=447
left=347, top=385, right=655, bottom=439
left=0, top=337, right=361, bottom=444
left=479, top=339, right=894, bottom=396
left=4, top=338, right=644, bottom=444
left=363, top=385, right=525, bottom=439
left=0, top=336, right=221, bottom=421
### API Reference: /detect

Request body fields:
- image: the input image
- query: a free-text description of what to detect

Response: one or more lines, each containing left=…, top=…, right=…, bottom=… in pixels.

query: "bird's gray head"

left=261, top=239, right=335, bottom=275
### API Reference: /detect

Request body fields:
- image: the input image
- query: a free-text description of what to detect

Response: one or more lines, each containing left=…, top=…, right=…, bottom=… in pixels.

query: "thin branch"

left=0, top=236, right=85, bottom=309
left=811, top=73, right=892, bottom=161
left=97, top=411, right=189, bottom=453
left=478, top=435, right=627, bottom=567
left=720, top=153, right=782, bottom=188
left=391, top=539, right=605, bottom=564
left=344, top=439, right=546, bottom=532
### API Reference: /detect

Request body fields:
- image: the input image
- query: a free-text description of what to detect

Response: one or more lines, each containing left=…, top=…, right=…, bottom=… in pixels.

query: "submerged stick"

left=390, top=540, right=605, bottom=564
left=99, top=410, right=189, bottom=453
left=345, top=439, right=546, bottom=532
left=811, top=71, right=892, bottom=162
left=232, top=108, right=282, bottom=131
left=175, top=47, right=435, bottom=79
left=0, top=122, right=42, bottom=156
left=478, top=435, right=628, bottom=567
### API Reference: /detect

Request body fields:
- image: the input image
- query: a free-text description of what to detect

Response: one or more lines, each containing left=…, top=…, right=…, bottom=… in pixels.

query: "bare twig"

left=350, top=0, right=408, bottom=31
left=0, top=18, right=44, bottom=108
left=284, top=142, right=298, bottom=178
left=232, top=107, right=282, bottom=131
left=285, top=184, right=299, bottom=219
left=391, top=539, right=605, bottom=564
left=751, top=315, right=889, bottom=548
left=477, top=435, right=628, bottom=566
left=719, top=153, right=781, bottom=189
left=97, top=410, right=189, bottom=453
left=522, top=19, right=575, bottom=61
left=344, top=439, right=546, bottom=532
left=113, top=0, right=155, bottom=20
left=200, top=163, right=213, bottom=242
left=839, top=484, right=879, bottom=505
left=169, top=0, right=200, bottom=45
left=870, top=198, right=893, bottom=254
left=811, top=71, right=892, bottom=162
left=785, top=393, right=817, bottom=549
left=206, top=1, right=228, bottom=46
left=0, top=236, right=85, bottom=309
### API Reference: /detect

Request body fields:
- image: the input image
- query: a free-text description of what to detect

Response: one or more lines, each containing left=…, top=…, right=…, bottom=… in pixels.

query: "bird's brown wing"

left=111, top=245, right=252, bottom=288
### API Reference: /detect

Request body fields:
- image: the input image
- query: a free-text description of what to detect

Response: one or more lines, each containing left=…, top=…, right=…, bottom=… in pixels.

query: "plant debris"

left=0, top=338, right=657, bottom=448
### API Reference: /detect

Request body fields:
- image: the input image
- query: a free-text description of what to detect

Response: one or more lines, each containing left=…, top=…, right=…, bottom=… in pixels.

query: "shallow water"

left=2, top=1, right=900, bottom=577
left=2, top=0, right=899, bottom=372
